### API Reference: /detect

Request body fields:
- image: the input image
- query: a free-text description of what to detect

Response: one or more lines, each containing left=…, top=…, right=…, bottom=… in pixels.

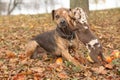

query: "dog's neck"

left=56, top=26, right=75, bottom=40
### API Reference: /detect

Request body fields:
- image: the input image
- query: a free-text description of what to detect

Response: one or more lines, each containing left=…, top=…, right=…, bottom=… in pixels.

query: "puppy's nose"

left=60, top=20, right=65, bottom=24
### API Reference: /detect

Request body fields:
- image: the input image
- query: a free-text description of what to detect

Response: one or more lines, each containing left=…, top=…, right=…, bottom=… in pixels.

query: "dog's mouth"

left=58, top=22, right=73, bottom=36
left=58, top=21, right=68, bottom=29
left=60, top=25, right=67, bottom=28
left=56, top=25, right=75, bottom=40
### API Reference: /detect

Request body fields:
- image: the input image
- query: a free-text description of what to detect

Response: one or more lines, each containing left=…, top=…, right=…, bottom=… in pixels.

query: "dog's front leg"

left=61, top=49, right=84, bottom=68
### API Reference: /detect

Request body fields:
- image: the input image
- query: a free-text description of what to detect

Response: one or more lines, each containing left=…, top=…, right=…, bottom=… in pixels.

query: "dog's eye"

left=55, top=15, right=60, bottom=19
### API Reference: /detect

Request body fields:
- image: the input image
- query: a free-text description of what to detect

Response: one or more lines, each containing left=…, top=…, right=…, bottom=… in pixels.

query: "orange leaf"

left=34, top=73, right=44, bottom=80
left=105, top=56, right=112, bottom=63
left=13, top=74, right=26, bottom=80
left=55, top=57, right=63, bottom=64
left=6, top=51, right=16, bottom=58
left=18, top=53, right=26, bottom=60
left=57, top=72, right=69, bottom=79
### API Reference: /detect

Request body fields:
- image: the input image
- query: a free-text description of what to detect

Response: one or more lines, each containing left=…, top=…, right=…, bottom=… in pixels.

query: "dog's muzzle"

left=59, top=19, right=68, bottom=28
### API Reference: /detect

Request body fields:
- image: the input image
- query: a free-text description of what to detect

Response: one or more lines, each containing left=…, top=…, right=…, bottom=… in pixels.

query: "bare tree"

left=0, top=0, right=7, bottom=15
left=45, top=0, right=48, bottom=13
left=7, top=0, right=22, bottom=15
left=49, top=0, right=55, bottom=11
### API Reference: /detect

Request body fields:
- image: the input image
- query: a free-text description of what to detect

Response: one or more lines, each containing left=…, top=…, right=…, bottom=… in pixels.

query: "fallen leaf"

left=86, top=55, right=94, bottom=63
left=13, top=74, right=26, bottom=80
left=105, top=56, right=113, bottom=63
left=18, top=53, right=26, bottom=60
left=0, top=60, right=3, bottom=66
left=111, top=50, right=120, bottom=58
left=34, top=73, right=44, bottom=80
left=20, top=59, right=28, bottom=65
left=57, top=71, right=69, bottom=79
left=91, top=66, right=107, bottom=74
left=84, top=70, right=92, bottom=77
left=31, top=67, right=45, bottom=73
left=55, top=57, right=63, bottom=65
left=9, top=58, right=18, bottom=64
left=104, top=63, right=113, bottom=69
left=56, top=65, right=63, bottom=72
left=6, top=51, right=16, bottom=58
left=1, top=65, right=8, bottom=70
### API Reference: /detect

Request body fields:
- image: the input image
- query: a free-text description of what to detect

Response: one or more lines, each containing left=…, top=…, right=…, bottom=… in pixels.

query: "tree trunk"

left=70, top=0, right=89, bottom=15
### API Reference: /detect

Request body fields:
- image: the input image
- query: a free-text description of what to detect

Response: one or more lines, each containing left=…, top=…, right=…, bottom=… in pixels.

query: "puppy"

left=69, top=7, right=106, bottom=64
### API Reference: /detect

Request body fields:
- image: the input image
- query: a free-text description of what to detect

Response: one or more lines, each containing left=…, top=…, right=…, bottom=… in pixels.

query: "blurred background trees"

left=7, top=0, right=22, bottom=15
left=0, top=0, right=119, bottom=15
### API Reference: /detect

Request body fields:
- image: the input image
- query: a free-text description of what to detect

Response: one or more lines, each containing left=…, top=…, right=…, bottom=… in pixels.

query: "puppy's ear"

left=52, top=10, right=55, bottom=20
left=69, top=8, right=72, bottom=11
left=68, top=8, right=74, bottom=19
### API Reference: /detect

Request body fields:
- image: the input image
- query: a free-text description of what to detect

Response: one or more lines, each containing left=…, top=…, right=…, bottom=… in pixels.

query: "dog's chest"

left=69, top=39, right=74, bottom=47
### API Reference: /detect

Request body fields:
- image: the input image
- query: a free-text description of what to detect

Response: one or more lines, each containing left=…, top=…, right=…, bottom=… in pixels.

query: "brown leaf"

left=18, top=53, right=26, bottom=60
left=1, top=65, right=8, bottom=70
left=56, top=65, right=63, bottom=72
left=20, top=59, right=28, bottom=65
left=104, top=63, right=113, bottom=69
left=57, top=71, right=69, bottom=79
left=48, top=63, right=63, bottom=72
left=9, top=58, right=18, bottom=64
left=34, top=73, right=44, bottom=80
left=0, top=60, right=3, bottom=66
left=6, top=51, right=16, bottom=58
left=13, top=74, right=26, bottom=80
left=91, top=66, right=107, bottom=74
left=31, top=67, right=45, bottom=73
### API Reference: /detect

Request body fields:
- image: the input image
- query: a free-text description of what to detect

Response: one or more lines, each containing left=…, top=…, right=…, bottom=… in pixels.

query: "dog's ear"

left=52, top=10, right=55, bottom=20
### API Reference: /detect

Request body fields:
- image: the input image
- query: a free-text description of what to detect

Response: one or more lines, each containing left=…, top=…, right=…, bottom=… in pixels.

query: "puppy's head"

left=69, top=7, right=88, bottom=24
left=52, top=8, right=74, bottom=30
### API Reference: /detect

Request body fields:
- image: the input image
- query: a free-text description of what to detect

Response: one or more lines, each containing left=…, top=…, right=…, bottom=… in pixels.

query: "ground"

left=0, top=8, right=120, bottom=80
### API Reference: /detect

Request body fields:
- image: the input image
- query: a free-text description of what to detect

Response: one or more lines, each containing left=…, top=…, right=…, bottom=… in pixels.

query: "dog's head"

left=52, top=8, right=74, bottom=30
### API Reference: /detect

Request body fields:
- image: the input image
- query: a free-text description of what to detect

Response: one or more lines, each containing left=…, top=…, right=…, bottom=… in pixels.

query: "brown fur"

left=25, top=8, right=85, bottom=67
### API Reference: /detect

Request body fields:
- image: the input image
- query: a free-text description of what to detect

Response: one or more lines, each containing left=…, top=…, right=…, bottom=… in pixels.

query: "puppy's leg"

left=89, top=50, right=100, bottom=63
left=25, top=40, right=39, bottom=58
left=100, top=53, right=106, bottom=62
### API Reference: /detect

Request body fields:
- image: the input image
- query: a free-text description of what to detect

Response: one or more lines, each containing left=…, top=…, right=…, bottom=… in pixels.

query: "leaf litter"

left=0, top=9, right=120, bottom=80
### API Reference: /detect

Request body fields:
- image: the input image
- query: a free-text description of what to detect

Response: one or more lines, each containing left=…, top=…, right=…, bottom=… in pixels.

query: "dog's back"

left=32, top=30, right=57, bottom=53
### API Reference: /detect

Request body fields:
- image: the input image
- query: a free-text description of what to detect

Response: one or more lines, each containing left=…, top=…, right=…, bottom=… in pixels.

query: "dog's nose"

left=60, top=20, right=65, bottom=24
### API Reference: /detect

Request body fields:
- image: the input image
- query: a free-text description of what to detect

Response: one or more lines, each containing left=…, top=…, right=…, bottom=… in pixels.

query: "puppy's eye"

left=74, top=12, right=76, bottom=15
left=55, top=15, right=60, bottom=19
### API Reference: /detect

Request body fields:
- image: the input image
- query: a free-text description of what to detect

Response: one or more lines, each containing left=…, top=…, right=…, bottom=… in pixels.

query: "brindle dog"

left=25, top=8, right=83, bottom=67
left=68, top=7, right=106, bottom=64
